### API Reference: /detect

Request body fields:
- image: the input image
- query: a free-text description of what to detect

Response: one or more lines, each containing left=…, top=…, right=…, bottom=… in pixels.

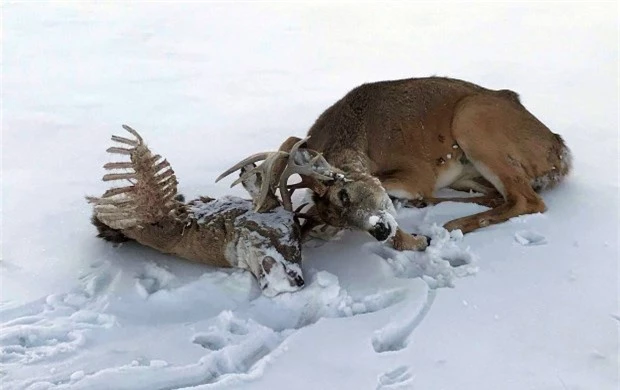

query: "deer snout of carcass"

left=366, top=211, right=398, bottom=242
left=258, top=255, right=305, bottom=297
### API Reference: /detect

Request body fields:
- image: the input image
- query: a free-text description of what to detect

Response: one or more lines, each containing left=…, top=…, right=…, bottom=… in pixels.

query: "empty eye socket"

left=338, top=189, right=350, bottom=207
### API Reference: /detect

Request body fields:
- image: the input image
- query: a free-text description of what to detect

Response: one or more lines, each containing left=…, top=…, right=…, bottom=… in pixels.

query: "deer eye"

left=338, top=189, right=350, bottom=207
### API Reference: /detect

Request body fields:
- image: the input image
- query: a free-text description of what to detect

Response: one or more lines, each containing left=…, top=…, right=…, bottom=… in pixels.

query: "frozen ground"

left=2, top=2, right=618, bottom=389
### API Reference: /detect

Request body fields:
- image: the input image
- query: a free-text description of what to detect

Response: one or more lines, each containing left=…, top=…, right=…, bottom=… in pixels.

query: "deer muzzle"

left=366, top=212, right=397, bottom=242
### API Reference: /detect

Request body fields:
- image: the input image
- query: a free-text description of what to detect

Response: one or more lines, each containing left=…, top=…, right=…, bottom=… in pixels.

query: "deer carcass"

left=88, top=125, right=335, bottom=296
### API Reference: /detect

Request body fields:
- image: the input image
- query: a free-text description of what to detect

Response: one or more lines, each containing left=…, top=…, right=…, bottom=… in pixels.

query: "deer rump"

left=87, top=125, right=304, bottom=297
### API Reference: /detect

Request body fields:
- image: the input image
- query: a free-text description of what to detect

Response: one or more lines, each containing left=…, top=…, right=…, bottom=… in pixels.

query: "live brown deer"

left=88, top=125, right=342, bottom=296
left=218, top=77, right=571, bottom=249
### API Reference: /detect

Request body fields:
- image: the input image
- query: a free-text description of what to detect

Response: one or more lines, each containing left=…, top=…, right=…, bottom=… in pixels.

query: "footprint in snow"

left=0, top=262, right=117, bottom=366
left=135, top=262, right=176, bottom=297
left=514, top=230, right=547, bottom=246
left=192, top=311, right=263, bottom=353
left=377, top=365, right=414, bottom=389
left=371, top=289, right=437, bottom=353
left=192, top=313, right=250, bottom=351
left=365, top=224, right=478, bottom=289
left=0, top=295, right=115, bottom=365
left=193, top=333, right=228, bottom=351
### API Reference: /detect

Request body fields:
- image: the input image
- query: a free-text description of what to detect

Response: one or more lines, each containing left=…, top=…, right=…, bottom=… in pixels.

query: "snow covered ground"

left=2, top=2, right=618, bottom=389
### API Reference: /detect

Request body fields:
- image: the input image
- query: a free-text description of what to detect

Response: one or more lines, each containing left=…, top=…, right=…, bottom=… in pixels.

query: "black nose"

left=370, top=222, right=391, bottom=241
left=288, top=270, right=305, bottom=287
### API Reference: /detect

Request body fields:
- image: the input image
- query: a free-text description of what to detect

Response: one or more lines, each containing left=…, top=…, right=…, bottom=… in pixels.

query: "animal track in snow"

left=368, top=226, right=477, bottom=353
left=514, top=230, right=547, bottom=246
left=377, top=365, right=414, bottom=389
left=366, top=224, right=478, bottom=289
left=193, top=333, right=228, bottom=351
left=0, top=262, right=117, bottom=365
left=40, top=311, right=285, bottom=390
left=135, top=262, right=176, bottom=297
left=226, top=315, right=249, bottom=335
left=371, top=289, right=437, bottom=353
left=246, top=271, right=409, bottom=331
left=192, top=312, right=250, bottom=351
left=4, top=264, right=422, bottom=389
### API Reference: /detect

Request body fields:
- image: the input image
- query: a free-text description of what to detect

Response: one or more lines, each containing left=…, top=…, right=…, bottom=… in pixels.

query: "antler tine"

left=278, top=137, right=341, bottom=211
left=294, top=202, right=309, bottom=214
left=228, top=151, right=288, bottom=188
left=215, top=152, right=273, bottom=183
left=216, top=137, right=344, bottom=212
left=278, top=137, right=309, bottom=211
left=245, top=151, right=289, bottom=212
left=289, top=136, right=311, bottom=159
left=292, top=202, right=310, bottom=226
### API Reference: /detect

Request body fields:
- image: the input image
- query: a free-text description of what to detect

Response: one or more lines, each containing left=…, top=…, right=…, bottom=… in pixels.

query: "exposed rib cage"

left=87, top=125, right=179, bottom=230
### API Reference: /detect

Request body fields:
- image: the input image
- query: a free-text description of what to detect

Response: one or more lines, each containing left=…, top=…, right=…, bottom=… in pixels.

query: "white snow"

left=514, top=230, right=548, bottom=246
left=188, top=196, right=253, bottom=225
left=368, top=215, right=381, bottom=227
left=2, top=2, right=618, bottom=390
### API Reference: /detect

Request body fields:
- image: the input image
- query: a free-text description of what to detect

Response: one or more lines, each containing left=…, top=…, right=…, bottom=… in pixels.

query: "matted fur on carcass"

left=87, top=125, right=317, bottom=297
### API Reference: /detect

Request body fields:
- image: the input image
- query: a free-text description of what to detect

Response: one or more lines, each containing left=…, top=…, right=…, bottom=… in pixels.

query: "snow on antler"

left=86, top=125, right=179, bottom=230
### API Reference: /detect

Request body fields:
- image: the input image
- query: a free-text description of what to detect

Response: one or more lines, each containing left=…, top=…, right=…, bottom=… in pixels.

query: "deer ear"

left=261, top=256, right=277, bottom=274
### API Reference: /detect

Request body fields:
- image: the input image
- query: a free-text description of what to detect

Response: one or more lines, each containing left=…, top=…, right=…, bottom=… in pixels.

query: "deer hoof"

left=412, top=234, right=431, bottom=251
left=417, top=234, right=431, bottom=247
left=392, top=232, right=429, bottom=251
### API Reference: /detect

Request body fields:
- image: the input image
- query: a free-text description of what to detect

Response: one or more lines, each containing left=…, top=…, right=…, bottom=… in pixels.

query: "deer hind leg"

left=441, top=158, right=546, bottom=233
left=419, top=193, right=504, bottom=209
left=442, top=187, right=545, bottom=233
left=443, top=96, right=547, bottom=233
left=388, top=178, right=502, bottom=208
left=449, top=176, right=495, bottom=194
left=422, top=175, right=503, bottom=208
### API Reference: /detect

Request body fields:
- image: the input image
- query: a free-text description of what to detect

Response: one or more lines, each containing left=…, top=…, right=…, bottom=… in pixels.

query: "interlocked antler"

left=215, top=137, right=345, bottom=212
left=86, top=125, right=179, bottom=230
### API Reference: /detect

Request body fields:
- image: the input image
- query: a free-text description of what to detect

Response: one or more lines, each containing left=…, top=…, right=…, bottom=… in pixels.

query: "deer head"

left=308, top=170, right=397, bottom=242
left=233, top=163, right=305, bottom=296
left=216, top=137, right=398, bottom=243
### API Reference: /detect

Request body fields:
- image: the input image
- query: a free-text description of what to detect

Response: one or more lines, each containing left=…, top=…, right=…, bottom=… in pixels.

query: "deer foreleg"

left=390, top=228, right=430, bottom=251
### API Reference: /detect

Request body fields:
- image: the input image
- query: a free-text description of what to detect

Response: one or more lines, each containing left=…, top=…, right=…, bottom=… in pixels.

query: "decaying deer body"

left=88, top=125, right=338, bottom=296
left=220, top=77, right=571, bottom=247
